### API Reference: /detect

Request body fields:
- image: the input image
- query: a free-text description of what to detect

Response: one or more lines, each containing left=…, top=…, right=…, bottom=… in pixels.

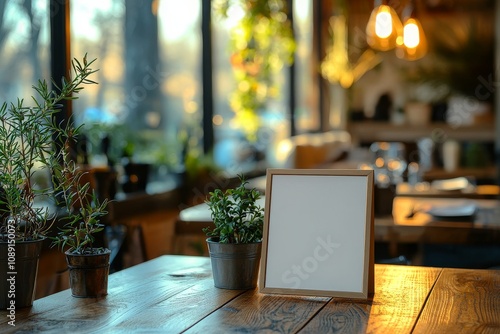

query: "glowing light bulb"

left=366, top=4, right=402, bottom=51
left=375, top=10, right=392, bottom=38
left=403, top=20, right=420, bottom=48
left=396, top=17, right=428, bottom=61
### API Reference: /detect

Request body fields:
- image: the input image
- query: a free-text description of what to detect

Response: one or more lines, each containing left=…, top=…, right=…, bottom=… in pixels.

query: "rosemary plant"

left=50, top=130, right=109, bottom=255
left=0, top=55, right=97, bottom=242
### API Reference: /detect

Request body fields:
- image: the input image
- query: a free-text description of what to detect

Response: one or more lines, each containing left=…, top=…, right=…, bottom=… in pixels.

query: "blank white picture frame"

left=259, top=168, right=374, bottom=299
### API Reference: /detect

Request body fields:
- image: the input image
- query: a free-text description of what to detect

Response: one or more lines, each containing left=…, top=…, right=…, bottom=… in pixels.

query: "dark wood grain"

left=185, top=289, right=330, bottom=333
left=413, top=268, right=500, bottom=334
left=299, top=265, right=441, bottom=334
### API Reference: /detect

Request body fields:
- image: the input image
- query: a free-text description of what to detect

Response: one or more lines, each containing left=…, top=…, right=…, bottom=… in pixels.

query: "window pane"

left=0, top=0, right=50, bottom=104
left=293, top=0, right=319, bottom=133
left=71, top=0, right=202, bottom=188
left=159, top=0, right=202, bottom=162
left=212, top=4, right=241, bottom=171
left=70, top=0, right=126, bottom=162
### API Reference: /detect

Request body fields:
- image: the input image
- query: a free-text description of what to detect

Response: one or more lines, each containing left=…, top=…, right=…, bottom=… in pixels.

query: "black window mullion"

left=202, top=0, right=214, bottom=154
left=288, top=0, right=296, bottom=137
left=50, top=0, right=72, bottom=127
left=314, top=0, right=326, bottom=132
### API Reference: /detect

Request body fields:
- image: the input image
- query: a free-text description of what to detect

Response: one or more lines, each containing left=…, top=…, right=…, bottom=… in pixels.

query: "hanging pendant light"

left=396, top=2, right=428, bottom=60
left=365, top=0, right=403, bottom=51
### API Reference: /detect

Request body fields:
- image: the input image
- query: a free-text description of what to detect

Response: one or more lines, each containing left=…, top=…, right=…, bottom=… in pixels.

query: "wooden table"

left=376, top=196, right=500, bottom=241
left=1, top=255, right=498, bottom=333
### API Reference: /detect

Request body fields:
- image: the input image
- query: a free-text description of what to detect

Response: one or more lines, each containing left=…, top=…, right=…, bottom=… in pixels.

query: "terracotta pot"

left=405, top=102, right=431, bottom=126
left=0, top=238, right=44, bottom=309
left=206, top=238, right=261, bottom=290
left=65, top=249, right=111, bottom=298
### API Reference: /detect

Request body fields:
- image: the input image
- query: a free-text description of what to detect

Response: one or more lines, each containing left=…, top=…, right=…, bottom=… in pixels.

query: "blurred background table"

left=176, top=188, right=500, bottom=267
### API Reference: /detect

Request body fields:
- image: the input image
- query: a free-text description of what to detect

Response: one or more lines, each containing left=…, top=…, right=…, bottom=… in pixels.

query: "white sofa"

left=267, top=130, right=352, bottom=169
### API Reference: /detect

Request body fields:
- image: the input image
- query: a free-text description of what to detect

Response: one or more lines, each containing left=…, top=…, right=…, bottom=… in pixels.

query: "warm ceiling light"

left=375, top=9, right=392, bottom=38
left=396, top=6, right=428, bottom=61
left=366, top=2, right=402, bottom=51
left=403, top=19, right=420, bottom=48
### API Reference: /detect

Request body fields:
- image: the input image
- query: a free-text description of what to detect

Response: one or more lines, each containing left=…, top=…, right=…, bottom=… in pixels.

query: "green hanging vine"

left=215, top=0, right=295, bottom=140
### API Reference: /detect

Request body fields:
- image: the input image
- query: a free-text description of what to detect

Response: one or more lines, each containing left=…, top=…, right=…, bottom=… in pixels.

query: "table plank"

left=113, top=278, right=245, bottom=332
left=413, top=268, right=500, bottom=333
left=185, top=289, right=330, bottom=333
left=299, top=265, right=442, bottom=334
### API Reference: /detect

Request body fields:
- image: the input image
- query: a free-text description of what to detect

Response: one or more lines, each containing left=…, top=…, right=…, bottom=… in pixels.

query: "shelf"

left=348, top=122, right=495, bottom=144
left=422, top=167, right=497, bottom=182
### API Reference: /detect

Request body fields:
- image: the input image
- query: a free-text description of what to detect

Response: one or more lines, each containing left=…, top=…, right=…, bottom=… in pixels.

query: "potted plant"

left=49, top=59, right=111, bottom=298
left=50, top=130, right=111, bottom=298
left=204, top=175, right=264, bottom=289
left=0, top=55, right=97, bottom=309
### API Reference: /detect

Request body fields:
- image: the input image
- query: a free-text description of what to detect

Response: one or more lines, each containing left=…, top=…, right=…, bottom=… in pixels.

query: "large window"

left=2, top=0, right=319, bottom=187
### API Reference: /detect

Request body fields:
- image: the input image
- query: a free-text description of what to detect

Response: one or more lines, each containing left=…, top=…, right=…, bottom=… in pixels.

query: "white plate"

left=426, top=203, right=477, bottom=218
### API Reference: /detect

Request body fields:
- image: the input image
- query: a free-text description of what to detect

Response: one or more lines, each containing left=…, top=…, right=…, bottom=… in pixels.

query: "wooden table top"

left=1, top=255, right=498, bottom=333
left=372, top=196, right=500, bottom=246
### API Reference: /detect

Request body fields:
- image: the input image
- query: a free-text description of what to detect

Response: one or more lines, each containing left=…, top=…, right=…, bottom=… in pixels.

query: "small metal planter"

left=0, top=238, right=44, bottom=309
left=206, top=238, right=262, bottom=290
left=65, top=249, right=111, bottom=298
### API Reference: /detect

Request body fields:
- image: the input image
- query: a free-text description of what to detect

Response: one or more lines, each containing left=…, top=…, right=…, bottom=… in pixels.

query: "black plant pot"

left=92, top=167, right=118, bottom=201
left=122, top=163, right=150, bottom=193
left=0, top=238, right=44, bottom=309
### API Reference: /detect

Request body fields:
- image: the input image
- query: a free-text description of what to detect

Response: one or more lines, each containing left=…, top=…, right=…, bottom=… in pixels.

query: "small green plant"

left=204, top=175, right=264, bottom=244
left=49, top=57, right=110, bottom=255
left=50, top=133, right=110, bottom=255
left=0, top=54, right=97, bottom=242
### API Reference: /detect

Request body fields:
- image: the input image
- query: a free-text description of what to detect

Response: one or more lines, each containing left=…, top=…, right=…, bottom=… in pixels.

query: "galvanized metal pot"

left=0, top=238, right=44, bottom=309
left=65, top=249, right=111, bottom=298
left=206, top=237, right=261, bottom=290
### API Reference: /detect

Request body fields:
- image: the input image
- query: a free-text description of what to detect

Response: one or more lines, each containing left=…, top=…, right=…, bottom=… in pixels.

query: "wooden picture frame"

left=259, top=168, right=374, bottom=298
